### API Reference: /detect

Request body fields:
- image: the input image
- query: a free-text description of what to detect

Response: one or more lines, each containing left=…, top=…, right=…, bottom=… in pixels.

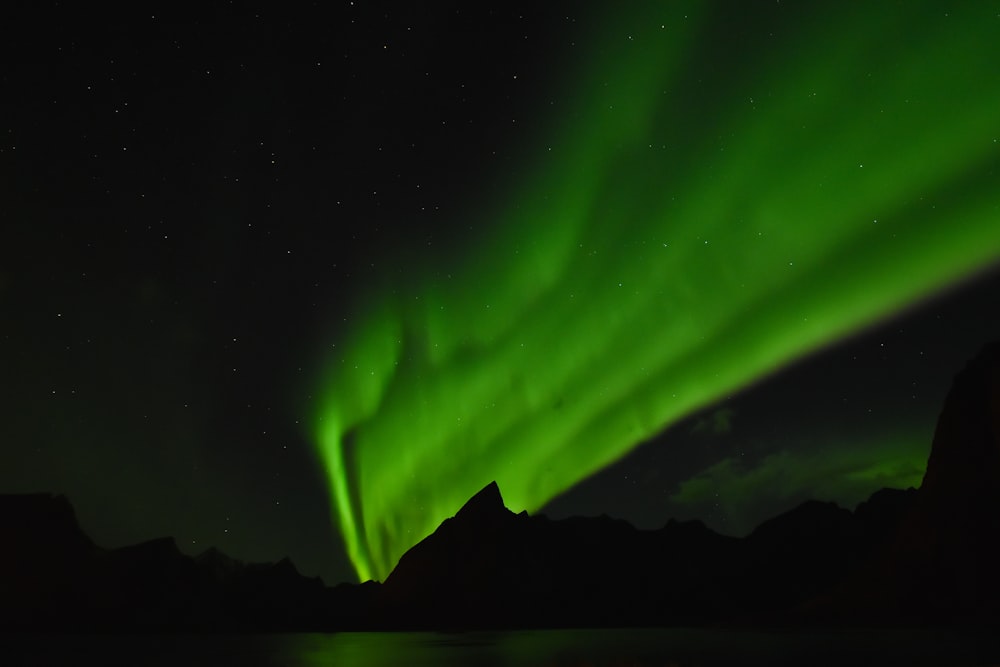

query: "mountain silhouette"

left=3, top=342, right=998, bottom=631
left=0, top=493, right=378, bottom=631
left=373, top=342, right=1000, bottom=629
left=374, top=479, right=917, bottom=629
left=809, top=341, right=1000, bottom=624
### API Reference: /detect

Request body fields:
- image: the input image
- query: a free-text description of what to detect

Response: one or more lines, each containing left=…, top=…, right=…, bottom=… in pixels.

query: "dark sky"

left=2, top=2, right=999, bottom=585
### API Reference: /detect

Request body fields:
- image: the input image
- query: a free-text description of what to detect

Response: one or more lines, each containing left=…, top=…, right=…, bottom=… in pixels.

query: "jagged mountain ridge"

left=3, top=341, right=998, bottom=631
left=0, top=481, right=918, bottom=631
left=376, top=342, right=1000, bottom=629
left=0, top=493, right=365, bottom=632
left=375, top=479, right=918, bottom=629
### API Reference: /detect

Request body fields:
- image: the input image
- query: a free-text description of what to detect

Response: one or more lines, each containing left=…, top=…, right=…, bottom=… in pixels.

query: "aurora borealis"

left=3, top=2, right=1000, bottom=588
left=314, top=2, right=1000, bottom=581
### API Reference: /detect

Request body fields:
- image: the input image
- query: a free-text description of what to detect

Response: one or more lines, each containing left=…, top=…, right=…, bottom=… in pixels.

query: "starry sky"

left=2, top=2, right=999, bottom=585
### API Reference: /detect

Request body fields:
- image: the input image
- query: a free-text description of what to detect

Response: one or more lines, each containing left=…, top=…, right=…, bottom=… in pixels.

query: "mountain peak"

left=455, top=480, right=509, bottom=521
left=920, top=339, right=1000, bottom=498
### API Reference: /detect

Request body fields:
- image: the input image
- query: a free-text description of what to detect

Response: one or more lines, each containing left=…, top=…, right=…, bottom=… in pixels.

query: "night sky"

left=3, top=2, right=999, bottom=586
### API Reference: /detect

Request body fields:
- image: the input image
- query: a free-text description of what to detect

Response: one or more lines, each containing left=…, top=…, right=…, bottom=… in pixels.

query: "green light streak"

left=315, top=2, right=1000, bottom=581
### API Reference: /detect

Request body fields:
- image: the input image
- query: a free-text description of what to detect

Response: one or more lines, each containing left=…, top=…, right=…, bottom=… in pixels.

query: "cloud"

left=668, top=433, right=929, bottom=535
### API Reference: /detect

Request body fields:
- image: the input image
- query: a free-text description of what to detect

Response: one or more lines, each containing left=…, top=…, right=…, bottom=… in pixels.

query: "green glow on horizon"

left=670, top=430, right=931, bottom=535
left=315, top=3, right=1000, bottom=581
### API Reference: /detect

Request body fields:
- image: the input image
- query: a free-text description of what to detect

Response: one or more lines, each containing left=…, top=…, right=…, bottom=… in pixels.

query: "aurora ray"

left=314, top=2, right=1000, bottom=581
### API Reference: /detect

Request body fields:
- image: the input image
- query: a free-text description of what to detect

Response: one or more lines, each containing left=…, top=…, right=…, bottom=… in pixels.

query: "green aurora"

left=315, top=2, right=1000, bottom=581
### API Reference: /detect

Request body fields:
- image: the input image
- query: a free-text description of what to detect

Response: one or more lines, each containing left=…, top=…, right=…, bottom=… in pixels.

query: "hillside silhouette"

left=2, top=342, right=998, bottom=632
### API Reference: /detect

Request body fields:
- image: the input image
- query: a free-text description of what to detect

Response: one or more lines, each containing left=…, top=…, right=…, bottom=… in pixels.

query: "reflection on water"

left=4, top=627, right=999, bottom=667
left=287, top=629, right=998, bottom=667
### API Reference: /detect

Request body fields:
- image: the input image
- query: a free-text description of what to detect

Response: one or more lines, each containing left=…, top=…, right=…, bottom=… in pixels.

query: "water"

left=4, top=627, right=999, bottom=666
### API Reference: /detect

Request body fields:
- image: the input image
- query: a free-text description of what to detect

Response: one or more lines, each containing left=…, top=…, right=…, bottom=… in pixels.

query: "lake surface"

left=5, top=627, right=1000, bottom=666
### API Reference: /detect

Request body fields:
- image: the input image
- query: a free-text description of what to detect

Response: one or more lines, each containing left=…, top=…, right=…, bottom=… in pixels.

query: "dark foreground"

left=3, top=343, right=1000, bottom=639
left=5, top=628, right=1000, bottom=667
